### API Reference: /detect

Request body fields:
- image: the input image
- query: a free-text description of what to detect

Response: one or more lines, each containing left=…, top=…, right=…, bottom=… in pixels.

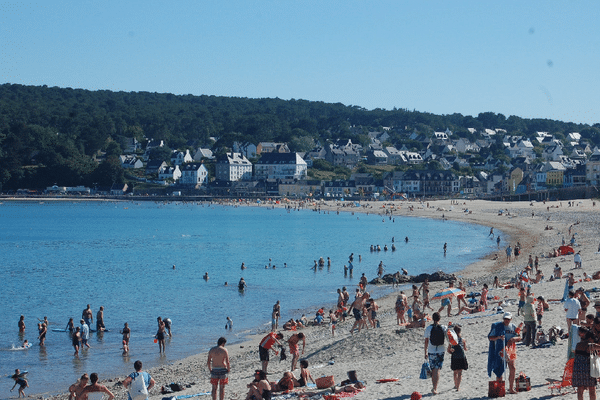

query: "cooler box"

left=488, top=380, right=505, bottom=398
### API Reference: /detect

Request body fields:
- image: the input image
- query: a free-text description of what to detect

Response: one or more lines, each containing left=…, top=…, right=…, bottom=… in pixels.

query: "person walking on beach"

left=80, top=373, right=115, bottom=400
left=448, top=325, right=468, bottom=391
left=424, top=312, right=447, bottom=395
left=506, top=245, right=512, bottom=262
left=521, top=296, right=537, bottom=346
left=123, top=360, right=155, bottom=400
left=349, top=292, right=366, bottom=335
left=259, top=331, right=284, bottom=373
left=489, top=227, right=494, bottom=237
left=288, top=332, right=306, bottom=371
left=68, top=374, right=89, bottom=400
left=565, top=290, right=581, bottom=332
left=207, top=337, right=230, bottom=400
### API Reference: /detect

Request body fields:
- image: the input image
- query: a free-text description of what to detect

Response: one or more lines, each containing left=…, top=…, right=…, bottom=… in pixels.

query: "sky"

left=1, top=1, right=599, bottom=125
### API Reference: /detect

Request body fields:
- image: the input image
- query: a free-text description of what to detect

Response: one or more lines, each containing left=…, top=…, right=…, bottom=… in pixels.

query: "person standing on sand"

left=288, top=332, right=306, bottom=371
left=506, top=245, right=512, bottom=262
left=259, top=331, right=283, bottom=373
left=122, top=360, right=155, bottom=400
left=488, top=312, right=522, bottom=394
left=348, top=292, right=366, bottom=335
left=207, top=337, right=230, bottom=400
left=424, top=312, right=447, bottom=395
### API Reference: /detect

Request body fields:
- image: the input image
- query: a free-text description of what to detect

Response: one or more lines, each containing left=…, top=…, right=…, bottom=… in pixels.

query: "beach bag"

left=591, top=352, right=600, bottom=378
left=430, top=325, right=445, bottom=346
left=515, top=372, right=531, bottom=392
left=128, top=372, right=148, bottom=400
left=419, top=361, right=432, bottom=379
left=315, top=375, right=334, bottom=389
left=488, top=380, right=505, bottom=398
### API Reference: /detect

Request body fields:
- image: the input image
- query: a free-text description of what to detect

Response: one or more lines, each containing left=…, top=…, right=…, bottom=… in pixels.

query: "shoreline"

left=35, top=199, right=600, bottom=400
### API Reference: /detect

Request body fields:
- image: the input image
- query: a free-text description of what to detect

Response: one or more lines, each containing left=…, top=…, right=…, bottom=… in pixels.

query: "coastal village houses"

left=253, top=153, right=307, bottom=180
left=215, top=152, right=253, bottom=182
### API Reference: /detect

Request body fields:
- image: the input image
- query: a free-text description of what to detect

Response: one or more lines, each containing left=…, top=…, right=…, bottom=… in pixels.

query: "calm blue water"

left=0, top=201, right=495, bottom=396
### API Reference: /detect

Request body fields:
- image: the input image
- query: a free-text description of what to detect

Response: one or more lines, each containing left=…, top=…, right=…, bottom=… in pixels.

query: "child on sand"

left=329, top=310, right=337, bottom=336
left=448, top=326, right=468, bottom=391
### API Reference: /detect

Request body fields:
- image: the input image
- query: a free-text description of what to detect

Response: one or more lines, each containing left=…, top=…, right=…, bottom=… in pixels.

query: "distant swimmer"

left=284, top=263, right=288, bottom=268
left=225, top=316, right=233, bottom=331
left=443, top=242, right=447, bottom=254
left=203, top=272, right=209, bottom=280
left=224, top=281, right=228, bottom=286
left=241, top=262, right=246, bottom=270
left=489, top=227, right=494, bottom=237
left=238, top=277, right=247, bottom=291
left=96, top=306, right=105, bottom=332
left=173, top=264, right=176, bottom=270
left=392, top=244, right=396, bottom=251
left=405, top=237, right=409, bottom=243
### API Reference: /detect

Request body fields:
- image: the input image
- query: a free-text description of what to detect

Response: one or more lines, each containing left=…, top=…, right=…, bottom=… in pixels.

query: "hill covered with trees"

left=0, top=83, right=599, bottom=190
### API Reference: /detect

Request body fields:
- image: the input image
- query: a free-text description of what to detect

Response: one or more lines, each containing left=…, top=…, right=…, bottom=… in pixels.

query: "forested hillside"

left=0, top=83, right=598, bottom=190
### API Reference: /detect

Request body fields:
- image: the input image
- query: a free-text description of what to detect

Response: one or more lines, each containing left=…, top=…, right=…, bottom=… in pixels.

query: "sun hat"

left=503, top=312, right=513, bottom=320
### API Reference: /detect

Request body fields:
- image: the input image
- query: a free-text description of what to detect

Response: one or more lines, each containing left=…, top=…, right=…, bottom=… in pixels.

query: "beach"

left=36, top=198, right=600, bottom=400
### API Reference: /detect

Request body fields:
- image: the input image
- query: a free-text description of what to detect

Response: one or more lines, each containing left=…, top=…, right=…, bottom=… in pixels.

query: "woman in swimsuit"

left=72, top=327, right=81, bottom=356
left=156, top=317, right=166, bottom=353
left=298, top=360, right=315, bottom=387
left=38, top=322, right=47, bottom=346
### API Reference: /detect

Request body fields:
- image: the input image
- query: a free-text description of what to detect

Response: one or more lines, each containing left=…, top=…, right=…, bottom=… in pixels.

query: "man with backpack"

left=122, top=360, right=155, bottom=400
left=423, top=312, right=448, bottom=394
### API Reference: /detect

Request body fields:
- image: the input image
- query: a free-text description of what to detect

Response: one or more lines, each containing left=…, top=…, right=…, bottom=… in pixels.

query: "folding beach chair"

left=548, top=358, right=575, bottom=395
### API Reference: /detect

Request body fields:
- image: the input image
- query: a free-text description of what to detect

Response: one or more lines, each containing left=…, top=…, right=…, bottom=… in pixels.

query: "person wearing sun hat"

left=488, top=312, right=522, bottom=394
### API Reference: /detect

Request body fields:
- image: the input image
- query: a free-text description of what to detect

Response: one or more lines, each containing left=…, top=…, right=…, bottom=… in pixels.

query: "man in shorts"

left=207, top=337, right=230, bottom=400
left=259, top=331, right=284, bottom=373
left=349, top=292, right=366, bottom=335
left=80, top=319, right=91, bottom=348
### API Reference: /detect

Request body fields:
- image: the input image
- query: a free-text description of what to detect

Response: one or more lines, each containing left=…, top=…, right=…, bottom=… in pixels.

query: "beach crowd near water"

left=6, top=198, right=600, bottom=400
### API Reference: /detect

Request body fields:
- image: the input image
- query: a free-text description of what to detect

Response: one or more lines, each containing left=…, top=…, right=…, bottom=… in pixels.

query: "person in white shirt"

left=564, top=290, right=581, bottom=331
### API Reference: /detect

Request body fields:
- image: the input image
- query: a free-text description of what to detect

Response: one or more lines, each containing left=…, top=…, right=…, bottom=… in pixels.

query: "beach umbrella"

left=431, top=287, right=466, bottom=300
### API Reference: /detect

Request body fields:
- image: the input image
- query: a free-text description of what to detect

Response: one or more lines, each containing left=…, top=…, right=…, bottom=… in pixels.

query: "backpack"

left=430, top=325, right=445, bottom=346
left=128, top=372, right=148, bottom=400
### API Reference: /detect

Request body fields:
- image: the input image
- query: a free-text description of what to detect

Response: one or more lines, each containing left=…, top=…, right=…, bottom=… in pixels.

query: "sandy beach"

left=41, top=198, right=600, bottom=400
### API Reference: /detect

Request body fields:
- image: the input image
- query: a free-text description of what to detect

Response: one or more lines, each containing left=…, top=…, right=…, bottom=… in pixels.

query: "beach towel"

left=487, top=321, right=506, bottom=378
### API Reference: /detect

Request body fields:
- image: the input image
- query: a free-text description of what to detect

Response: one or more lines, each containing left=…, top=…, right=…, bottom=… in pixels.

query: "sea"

left=0, top=200, right=497, bottom=396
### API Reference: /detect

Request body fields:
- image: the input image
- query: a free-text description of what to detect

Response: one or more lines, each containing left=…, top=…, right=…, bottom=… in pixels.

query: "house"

left=350, top=173, right=376, bottom=196
left=257, top=142, right=290, bottom=155
left=322, top=180, right=357, bottom=198
left=454, top=138, right=479, bottom=153
left=145, top=160, right=168, bottom=175
left=542, top=145, right=564, bottom=161
left=384, top=170, right=459, bottom=196
left=254, top=153, right=307, bottom=180
left=384, top=147, right=404, bottom=164
left=368, top=150, right=388, bottom=165
left=400, top=151, right=423, bottom=164
left=193, top=148, right=214, bottom=161
left=325, top=145, right=360, bottom=168
left=122, top=137, right=141, bottom=154
left=110, top=183, right=128, bottom=196
left=171, top=150, right=193, bottom=166
left=179, top=163, right=209, bottom=187
left=143, top=139, right=164, bottom=161
left=303, top=146, right=327, bottom=167
left=232, top=142, right=258, bottom=159
left=586, top=149, right=600, bottom=185
left=504, top=168, right=523, bottom=194
left=564, top=164, right=587, bottom=187
left=215, top=152, right=253, bottom=182
left=119, top=155, right=143, bottom=169
left=278, top=180, right=322, bottom=198
left=158, top=165, right=181, bottom=181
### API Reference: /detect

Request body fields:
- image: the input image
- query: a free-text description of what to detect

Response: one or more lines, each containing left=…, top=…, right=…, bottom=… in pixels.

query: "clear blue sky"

left=2, top=1, right=599, bottom=125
